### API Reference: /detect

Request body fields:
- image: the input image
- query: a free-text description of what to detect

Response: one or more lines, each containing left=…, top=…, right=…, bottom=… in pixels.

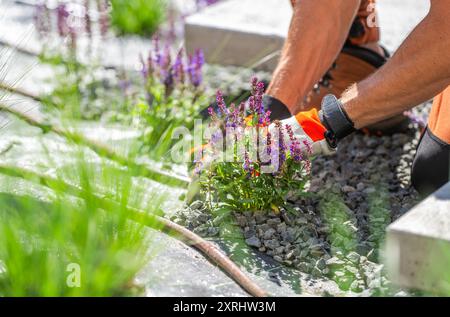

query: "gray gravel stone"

left=342, top=185, right=356, bottom=193
left=356, top=182, right=366, bottom=191
left=264, top=239, right=280, bottom=250
left=281, top=211, right=293, bottom=225
left=267, top=218, right=281, bottom=227
left=255, top=212, right=267, bottom=224
left=243, top=228, right=256, bottom=239
left=273, top=256, right=284, bottom=263
left=190, top=200, right=204, bottom=210
left=245, top=236, right=262, bottom=248
left=235, top=215, right=247, bottom=227
left=263, top=228, right=276, bottom=240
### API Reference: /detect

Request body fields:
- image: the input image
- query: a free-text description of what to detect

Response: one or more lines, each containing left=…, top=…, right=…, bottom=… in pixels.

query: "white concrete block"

left=185, top=0, right=292, bottom=71
left=386, top=182, right=450, bottom=294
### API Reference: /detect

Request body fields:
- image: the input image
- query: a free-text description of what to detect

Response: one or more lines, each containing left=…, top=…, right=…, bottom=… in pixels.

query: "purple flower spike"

left=153, top=35, right=162, bottom=66
left=248, top=96, right=256, bottom=112
left=256, top=82, right=265, bottom=95
left=163, top=67, right=174, bottom=91
left=173, top=48, right=185, bottom=84
left=84, top=0, right=92, bottom=38
left=255, top=82, right=265, bottom=112
left=187, top=49, right=205, bottom=87
left=266, top=131, right=272, bottom=156
left=247, top=77, right=266, bottom=121
left=158, top=48, right=171, bottom=85
left=97, top=0, right=109, bottom=36
left=243, top=151, right=254, bottom=175
left=141, top=35, right=205, bottom=94
left=196, top=49, right=205, bottom=68
left=302, top=139, right=313, bottom=155
left=216, top=90, right=228, bottom=116
left=285, top=124, right=295, bottom=142
left=192, top=70, right=203, bottom=87
left=251, top=76, right=258, bottom=95
left=289, top=140, right=303, bottom=162
left=208, top=106, right=219, bottom=123
left=34, top=2, right=51, bottom=35
left=56, top=3, right=70, bottom=37
left=285, top=123, right=304, bottom=161
left=304, top=159, right=311, bottom=174
left=229, top=103, right=241, bottom=128
left=263, top=110, right=271, bottom=126
left=161, top=45, right=172, bottom=69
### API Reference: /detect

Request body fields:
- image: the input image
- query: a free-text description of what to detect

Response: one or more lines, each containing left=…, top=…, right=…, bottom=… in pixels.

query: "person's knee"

left=411, top=128, right=450, bottom=197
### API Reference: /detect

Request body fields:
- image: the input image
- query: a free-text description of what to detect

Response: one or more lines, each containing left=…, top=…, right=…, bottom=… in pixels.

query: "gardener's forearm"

left=267, top=0, right=361, bottom=114
left=342, top=0, right=450, bottom=129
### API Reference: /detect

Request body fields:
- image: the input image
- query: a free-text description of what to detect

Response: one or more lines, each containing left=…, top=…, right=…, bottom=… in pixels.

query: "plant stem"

left=0, top=81, right=42, bottom=102
left=0, top=81, right=60, bottom=110
left=0, top=163, right=268, bottom=297
left=0, top=101, right=190, bottom=188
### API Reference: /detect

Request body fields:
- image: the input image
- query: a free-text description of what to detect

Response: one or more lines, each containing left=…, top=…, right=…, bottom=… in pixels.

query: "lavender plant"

left=139, top=37, right=205, bottom=99
left=133, top=37, right=207, bottom=156
left=35, top=0, right=110, bottom=57
left=194, top=78, right=312, bottom=213
left=34, top=1, right=135, bottom=120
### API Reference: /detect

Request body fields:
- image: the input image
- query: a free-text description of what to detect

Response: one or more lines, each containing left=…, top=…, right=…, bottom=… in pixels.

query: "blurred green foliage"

left=110, top=0, right=167, bottom=37
left=0, top=155, right=163, bottom=296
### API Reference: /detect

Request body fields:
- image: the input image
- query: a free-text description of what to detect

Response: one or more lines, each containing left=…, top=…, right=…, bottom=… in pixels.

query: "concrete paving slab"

left=185, top=0, right=291, bottom=71
left=386, top=182, right=450, bottom=294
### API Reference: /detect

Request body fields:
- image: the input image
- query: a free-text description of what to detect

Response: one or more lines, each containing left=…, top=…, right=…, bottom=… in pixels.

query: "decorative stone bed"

left=173, top=108, right=427, bottom=295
